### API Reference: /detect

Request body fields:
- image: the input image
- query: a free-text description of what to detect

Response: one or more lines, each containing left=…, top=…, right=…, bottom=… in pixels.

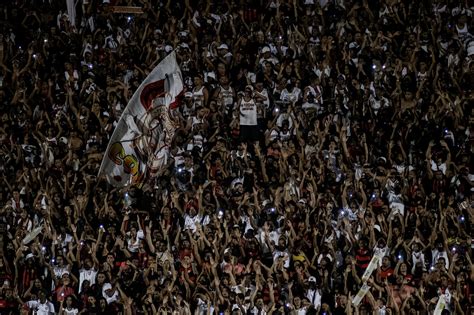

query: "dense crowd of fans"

left=0, top=0, right=473, bottom=314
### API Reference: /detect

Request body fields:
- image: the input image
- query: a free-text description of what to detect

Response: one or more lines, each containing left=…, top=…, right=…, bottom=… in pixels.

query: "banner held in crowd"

left=361, top=253, right=383, bottom=283
left=352, top=283, right=370, bottom=306
left=433, top=295, right=446, bottom=315
left=98, top=51, right=183, bottom=187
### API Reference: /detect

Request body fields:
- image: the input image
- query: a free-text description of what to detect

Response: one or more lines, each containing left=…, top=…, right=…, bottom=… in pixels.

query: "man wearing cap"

left=181, top=91, right=196, bottom=119
left=102, top=282, right=119, bottom=304
left=217, top=43, right=233, bottom=64
left=305, top=276, right=321, bottom=311
left=258, top=46, right=279, bottom=66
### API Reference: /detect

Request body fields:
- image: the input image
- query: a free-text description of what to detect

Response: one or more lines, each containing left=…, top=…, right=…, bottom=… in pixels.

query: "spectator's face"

left=34, top=279, right=42, bottom=288
left=219, top=76, right=229, bottom=86
left=38, top=290, right=46, bottom=301
left=84, top=258, right=92, bottom=269
left=291, top=296, right=301, bottom=307
left=158, top=241, right=166, bottom=252
left=97, top=273, right=106, bottom=284
left=412, top=243, right=420, bottom=252
left=100, top=299, right=107, bottom=307
left=377, top=239, right=386, bottom=248
left=62, top=274, right=71, bottom=286
left=326, top=202, right=334, bottom=212
left=320, top=260, right=328, bottom=270
left=264, top=62, right=272, bottom=73
left=3, top=290, right=18, bottom=303
left=440, top=275, right=448, bottom=287
left=193, top=76, right=202, bottom=86
left=184, top=96, right=192, bottom=104
left=295, top=261, right=303, bottom=272
left=53, top=193, right=61, bottom=204
left=184, top=156, right=193, bottom=166
left=350, top=201, right=357, bottom=210
left=400, top=263, right=408, bottom=273
left=106, top=254, right=114, bottom=264
left=218, top=48, right=228, bottom=56
left=182, top=239, right=190, bottom=248
left=56, top=256, right=64, bottom=266
left=278, top=238, right=286, bottom=247
left=65, top=296, right=73, bottom=306
left=88, top=296, right=96, bottom=305
left=20, top=210, right=27, bottom=219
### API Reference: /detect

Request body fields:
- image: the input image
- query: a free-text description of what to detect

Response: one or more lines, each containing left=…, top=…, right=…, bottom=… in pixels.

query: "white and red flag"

left=98, top=51, right=183, bottom=187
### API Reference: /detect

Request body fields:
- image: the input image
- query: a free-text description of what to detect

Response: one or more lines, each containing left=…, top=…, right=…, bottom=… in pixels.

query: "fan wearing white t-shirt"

left=239, top=86, right=258, bottom=142
left=213, top=75, right=236, bottom=114
left=102, top=283, right=120, bottom=304
left=306, top=277, right=322, bottom=311
left=59, top=296, right=79, bottom=315
left=280, top=82, right=301, bottom=105
left=25, top=290, right=55, bottom=315
left=373, top=239, right=390, bottom=267
left=125, top=227, right=145, bottom=253
left=78, top=257, right=98, bottom=293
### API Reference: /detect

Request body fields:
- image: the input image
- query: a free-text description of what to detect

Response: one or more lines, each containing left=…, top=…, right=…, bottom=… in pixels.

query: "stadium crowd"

left=0, top=0, right=473, bottom=314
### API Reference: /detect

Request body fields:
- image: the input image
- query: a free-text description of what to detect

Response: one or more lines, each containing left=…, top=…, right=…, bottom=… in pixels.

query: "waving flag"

left=98, top=51, right=183, bottom=187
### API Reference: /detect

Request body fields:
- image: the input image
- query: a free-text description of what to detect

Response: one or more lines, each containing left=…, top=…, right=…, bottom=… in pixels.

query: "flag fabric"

left=66, top=0, right=76, bottom=27
left=352, top=283, right=370, bottom=306
left=98, top=51, right=183, bottom=187
left=433, top=294, right=446, bottom=315
left=361, top=253, right=383, bottom=283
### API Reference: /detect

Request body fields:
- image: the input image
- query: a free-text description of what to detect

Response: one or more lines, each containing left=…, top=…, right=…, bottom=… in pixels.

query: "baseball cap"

left=468, top=45, right=474, bottom=56
left=348, top=42, right=359, bottom=49
left=25, top=253, right=35, bottom=260
left=261, top=46, right=270, bottom=53
left=59, top=137, right=68, bottom=145
left=102, top=283, right=113, bottom=292
left=218, top=44, right=229, bottom=50
left=308, top=276, right=317, bottom=282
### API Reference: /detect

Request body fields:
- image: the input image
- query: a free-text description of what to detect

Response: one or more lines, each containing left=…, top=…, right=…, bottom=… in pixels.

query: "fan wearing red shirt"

left=377, top=256, right=394, bottom=281
left=178, top=254, right=197, bottom=285
left=0, top=286, right=21, bottom=314
left=355, top=238, right=372, bottom=275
